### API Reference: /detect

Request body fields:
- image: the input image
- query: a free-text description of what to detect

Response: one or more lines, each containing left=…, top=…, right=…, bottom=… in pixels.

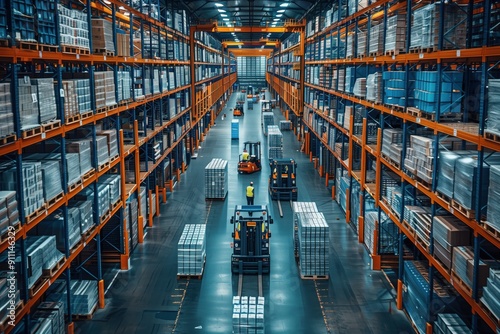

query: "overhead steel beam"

left=229, top=48, right=273, bottom=57
left=192, top=20, right=305, bottom=34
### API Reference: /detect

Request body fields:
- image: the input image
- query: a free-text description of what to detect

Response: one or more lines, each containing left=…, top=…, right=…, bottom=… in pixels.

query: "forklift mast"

left=269, top=158, right=298, bottom=201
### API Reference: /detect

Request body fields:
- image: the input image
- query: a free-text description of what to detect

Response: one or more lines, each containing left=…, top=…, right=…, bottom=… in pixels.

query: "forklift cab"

left=269, top=158, right=298, bottom=200
left=238, top=142, right=262, bottom=173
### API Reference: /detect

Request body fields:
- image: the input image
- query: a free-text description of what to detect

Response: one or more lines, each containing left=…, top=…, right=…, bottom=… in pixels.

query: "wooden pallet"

left=406, top=107, right=420, bottom=117
left=42, top=255, right=66, bottom=278
left=118, top=98, right=133, bottom=106
left=0, top=133, right=16, bottom=147
left=451, top=199, right=475, bottom=219
left=29, top=276, right=47, bottom=298
left=380, top=152, right=400, bottom=170
left=95, top=105, right=116, bottom=114
left=177, top=259, right=205, bottom=280
left=22, top=126, right=42, bottom=139
left=415, top=176, right=432, bottom=191
left=25, top=205, right=46, bottom=224
left=0, top=39, right=9, bottom=47
left=0, top=221, right=21, bottom=244
left=479, top=300, right=500, bottom=328
left=433, top=255, right=451, bottom=273
left=46, top=191, right=64, bottom=210
left=81, top=225, right=96, bottom=240
left=72, top=304, right=97, bottom=320
left=415, top=233, right=430, bottom=253
left=484, top=129, right=500, bottom=143
left=82, top=168, right=95, bottom=183
left=61, top=45, right=90, bottom=55
left=18, top=41, right=38, bottom=50
left=39, top=44, right=59, bottom=52
left=99, top=210, right=110, bottom=224
left=68, top=178, right=83, bottom=193
left=300, top=272, right=329, bottom=280
left=93, top=49, right=115, bottom=57
left=109, top=154, right=120, bottom=164
left=385, top=49, right=405, bottom=56
left=110, top=200, right=121, bottom=211
left=98, top=160, right=110, bottom=172
left=80, top=111, right=94, bottom=120
left=480, top=221, right=500, bottom=239
left=436, top=191, right=452, bottom=205
left=41, top=119, right=61, bottom=132
left=65, top=113, right=81, bottom=125
left=402, top=220, right=415, bottom=237
left=368, top=52, right=382, bottom=57
left=409, top=47, right=435, bottom=54
left=451, top=270, right=473, bottom=297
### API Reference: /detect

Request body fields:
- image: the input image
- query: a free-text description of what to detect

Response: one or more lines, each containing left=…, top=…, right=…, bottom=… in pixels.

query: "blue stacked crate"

left=383, top=71, right=415, bottom=107
left=35, top=0, right=57, bottom=46
left=12, top=0, right=36, bottom=42
left=413, top=71, right=463, bottom=116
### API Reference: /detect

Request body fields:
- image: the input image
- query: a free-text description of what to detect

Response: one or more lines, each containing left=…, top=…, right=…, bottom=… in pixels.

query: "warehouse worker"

left=246, top=181, right=254, bottom=205
left=242, top=149, right=249, bottom=161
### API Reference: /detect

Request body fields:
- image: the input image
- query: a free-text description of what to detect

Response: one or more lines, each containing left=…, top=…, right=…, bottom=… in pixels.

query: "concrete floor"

left=75, top=92, right=414, bottom=334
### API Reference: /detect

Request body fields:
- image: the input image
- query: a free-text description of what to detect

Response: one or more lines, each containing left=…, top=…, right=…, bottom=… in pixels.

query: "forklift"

left=269, top=158, right=298, bottom=201
left=238, top=141, right=261, bottom=174
left=230, top=205, right=273, bottom=274
left=233, top=104, right=244, bottom=117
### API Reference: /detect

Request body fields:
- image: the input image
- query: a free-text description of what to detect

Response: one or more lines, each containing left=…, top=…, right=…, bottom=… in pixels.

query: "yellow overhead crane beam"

left=229, top=48, right=273, bottom=57
left=192, top=19, right=305, bottom=34
left=222, top=39, right=280, bottom=48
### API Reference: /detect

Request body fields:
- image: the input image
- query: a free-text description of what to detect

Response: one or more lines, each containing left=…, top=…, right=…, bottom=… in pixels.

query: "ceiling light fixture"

left=218, top=9, right=226, bottom=13
left=273, top=18, right=280, bottom=21
left=220, top=13, right=227, bottom=17
left=277, top=9, right=285, bottom=13
left=280, top=3, right=289, bottom=7
left=215, top=3, right=224, bottom=7
left=119, top=5, right=125, bottom=10
left=223, top=18, right=229, bottom=21
left=276, top=14, right=282, bottom=17
left=103, top=0, right=111, bottom=4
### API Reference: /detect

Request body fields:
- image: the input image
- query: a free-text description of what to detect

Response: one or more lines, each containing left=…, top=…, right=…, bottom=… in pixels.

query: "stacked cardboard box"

left=434, top=314, right=471, bottom=334
left=0, top=191, right=19, bottom=235
left=432, top=216, right=470, bottom=271
left=97, top=130, right=119, bottom=160
left=384, top=14, right=406, bottom=53
left=177, top=224, right=206, bottom=276
left=436, top=151, right=473, bottom=199
left=297, top=212, right=329, bottom=277
left=268, top=125, right=283, bottom=160
left=452, top=246, right=490, bottom=291
left=31, top=302, right=66, bottom=334
left=232, top=296, right=264, bottom=334
left=62, top=79, right=92, bottom=120
left=117, top=71, right=132, bottom=102
left=404, top=135, right=434, bottom=184
left=98, top=174, right=121, bottom=210
left=58, top=5, right=89, bottom=49
left=18, top=77, right=40, bottom=131
left=91, top=18, right=115, bottom=53
left=481, top=269, right=500, bottom=322
left=25, top=236, right=64, bottom=286
left=38, top=207, right=82, bottom=251
left=204, top=158, right=228, bottom=199
left=116, top=32, right=131, bottom=57
left=94, top=71, right=116, bottom=109
left=32, top=78, right=57, bottom=124
left=47, top=280, right=98, bottom=316
left=0, top=83, right=14, bottom=138
left=486, top=79, right=500, bottom=134
left=66, top=139, right=93, bottom=177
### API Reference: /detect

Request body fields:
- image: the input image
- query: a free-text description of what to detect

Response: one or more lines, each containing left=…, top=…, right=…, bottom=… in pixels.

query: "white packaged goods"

left=47, top=280, right=98, bottom=315
left=205, top=158, right=228, bottom=199
left=292, top=202, right=319, bottom=257
left=177, top=224, right=206, bottom=276
left=297, top=212, right=329, bottom=277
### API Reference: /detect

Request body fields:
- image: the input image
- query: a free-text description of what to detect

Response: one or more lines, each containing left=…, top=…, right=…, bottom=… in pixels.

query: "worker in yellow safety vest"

left=242, top=149, right=249, bottom=161
left=246, top=181, right=254, bottom=205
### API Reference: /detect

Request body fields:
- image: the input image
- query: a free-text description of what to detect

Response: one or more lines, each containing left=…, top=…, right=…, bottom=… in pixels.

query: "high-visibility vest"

left=246, top=185, right=254, bottom=197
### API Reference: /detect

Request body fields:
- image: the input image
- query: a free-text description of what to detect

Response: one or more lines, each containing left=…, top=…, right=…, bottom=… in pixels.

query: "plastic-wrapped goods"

left=32, top=78, right=57, bottom=124
left=18, top=77, right=40, bottom=131
left=381, top=128, right=403, bottom=164
left=128, top=198, right=139, bottom=251
left=366, top=73, right=382, bottom=104
left=0, top=83, right=15, bottom=138
left=353, top=77, right=366, bottom=98
left=72, top=200, right=94, bottom=234
left=25, top=236, right=64, bottom=284
left=91, top=19, right=115, bottom=53
left=0, top=191, right=19, bottom=234
left=346, top=33, right=355, bottom=58
left=413, top=71, right=463, bottom=115
left=297, top=212, right=329, bottom=277
left=403, top=135, right=435, bottom=183
left=486, top=79, right=500, bottom=133
left=65, top=153, right=81, bottom=187
left=279, top=120, right=292, bottom=131
left=39, top=160, right=63, bottom=202
left=481, top=269, right=500, bottom=322
left=139, top=186, right=147, bottom=224
left=268, top=126, right=283, bottom=147
left=292, top=202, right=318, bottom=258
left=344, top=67, right=355, bottom=93
left=46, top=280, right=98, bottom=316
left=434, top=314, right=472, bottom=334
left=231, top=119, right=239, bottom=139
left=350, top=180, right=361, bottom=227
left=98, top=174, right=121, bottom=209
left=452, top=246, right=490, bottom=290
left=58, top=5, right=90, bottom=49
left=487, top=165, right=500, bottom=231
left=95, top=135, right=110, bottom=166
left=268, top=147, right=283, bottom=160
left=97, top=129, right=119, bottom=159
left=97, top=183, right=110, bottom=219
left=348, top=0, right=368, bottom=16
left=436, top=151, right=474, bottom=199
left=75, top=79, right=91, bottom=114
left=261, top=112, right=274, bottom=135
left=66, top=140, right=93, bottom=176
left=384, top=15, right=406, bottom=53
left=232, top=295, right=264, bottom=332
left=453, top=155, right=500, bottom=213
left=31, top=302, right=66, bottom=334
left=94, top=71, right=116, bottom=109
left=117, top=71, right=132, bottom=102
left=177, top=224, right=206, bottom=275
left=368, top=23, right=384, bottom=55
left=204, top=159, right=228, bottom=199
left=356, top=30, right=367, bottom=57
left=432, top=216, right=471, bottom=271
left=38, top=208, right=81, bottom=251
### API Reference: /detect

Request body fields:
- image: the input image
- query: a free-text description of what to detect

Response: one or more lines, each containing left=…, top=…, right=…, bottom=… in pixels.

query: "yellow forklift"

left=230, top=205, right=273, bottom=274
left=237, top=141, right=261, bottom=174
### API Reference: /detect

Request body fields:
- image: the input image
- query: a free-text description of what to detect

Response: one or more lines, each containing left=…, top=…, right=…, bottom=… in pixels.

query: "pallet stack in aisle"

left=31, top=302, right=66, bottom=334
left=205, top=158, right=228, bottom=199
left=177, top=224, right=206, bottom=277
left=432, top=216, right=471, bottom=271
left=279, top=120, right=292, bottom=131
left=297, top=212, right=329, bottom=278
left=434, top=314, right=472, bottom=334
left=267, top=125, right=283, bottom=160
left=292, top=202, right=318, bottom=259
left=261, top=112, right=274, bottom=136
left=231, top=119, right=239, bottom=140
left=232, top=296, right=264, bottom=334
left=0, top=191, right=19, bottom=235
left=46, top=280, right=98, bottom=316
left=481, top=269, right=500, bottom=323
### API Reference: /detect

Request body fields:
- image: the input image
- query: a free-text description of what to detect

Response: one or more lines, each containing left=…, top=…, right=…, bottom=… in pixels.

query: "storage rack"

left=267, top=0, right=500, bottom=333
left=0, top=0, right=234, bottom=332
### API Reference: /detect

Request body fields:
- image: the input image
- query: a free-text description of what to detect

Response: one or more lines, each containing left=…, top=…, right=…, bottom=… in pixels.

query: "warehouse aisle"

left=76, top=91, right=414, bottom=334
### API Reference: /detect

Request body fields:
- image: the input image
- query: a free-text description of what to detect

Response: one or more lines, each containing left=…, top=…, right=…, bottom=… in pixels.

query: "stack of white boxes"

left=381, top=128, right=403, bottom=165
left=98, top=174, right=121, bottom=210
left=117, top=71, right=132, bottom=102
left=58, top=5, right=89, bottom=50
left=66, top=139, right=93, bottom=178
left=292, top=202, right=319, bottom=258
left=94, top=71, right=116, bottom=109
left=18, top=77, right=39, bottom=131
left=32, top=78, right=57, bottom=124
left=481, top=269, right=500, bottom=322
left=47, top=280, right=98, bottom=316
left=297, top=212, right=330, bottom=277
left=267, top=125, right=283, bottom=160
left=404, top=135, right=434, bottom=184
left=204, top=158, right=228, bottom=199
left=232, top=296, right=264, bottom=334
left=97, top=129, right=119, bottom=160
left=177, top=224, right=206, bottom=276
left=0, top=83, right=14, bottom=138
left=261, top=112, right=274, bottom=136
left=0, top=191, right=19, bottom=235
left=95, top=135, right=110, bottom=166
left=62, top=79, right=92, bottom=121
left=369, top=23, right=384, bottom=55
left=366, top=73, right=383, bottom=104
